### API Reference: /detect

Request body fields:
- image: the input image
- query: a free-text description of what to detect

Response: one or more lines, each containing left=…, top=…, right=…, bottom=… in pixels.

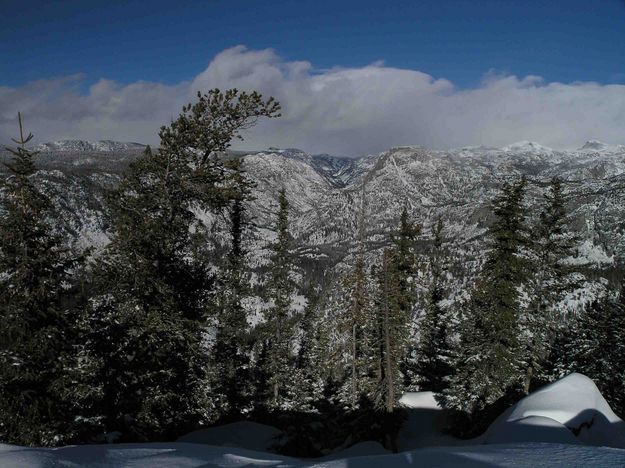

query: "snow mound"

left=177, top=421, right=281, bottom=451
left=484, top=373, right=625, bottom=448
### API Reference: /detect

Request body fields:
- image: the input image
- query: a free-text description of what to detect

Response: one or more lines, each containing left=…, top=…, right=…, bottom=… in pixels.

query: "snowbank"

left=178, top=420, right=281, bottom=451
left=483, top=373, right=625, bottom=448
left=3, top=374, right=625, bottom=466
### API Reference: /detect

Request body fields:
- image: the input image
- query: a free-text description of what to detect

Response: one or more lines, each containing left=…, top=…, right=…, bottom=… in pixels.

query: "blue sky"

left=1, top=0, right=625, bottom=154
left=2, top=0, right=624, bottom=88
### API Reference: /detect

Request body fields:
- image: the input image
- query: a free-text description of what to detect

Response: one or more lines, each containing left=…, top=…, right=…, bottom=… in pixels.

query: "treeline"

left=1, top=90, right=625, bottom=454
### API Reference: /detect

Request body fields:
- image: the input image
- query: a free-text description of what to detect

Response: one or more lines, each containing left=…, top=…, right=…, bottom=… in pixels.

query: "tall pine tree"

left=260, top=188, right=297, bottom=409
left=441, top=177, right=528, bottom=427
left=369, top=209, right=418, bottom=411
left=341, top=182, right=370, bottom=407
left=0, top=114, right=83, bottom=446
left=415, top=218, right=453, bottom=392
left=212, top=158, right=256, bottom=417
left=87, top=90, right=280, bottom=440
left=521, top=177, right=577, bottom=393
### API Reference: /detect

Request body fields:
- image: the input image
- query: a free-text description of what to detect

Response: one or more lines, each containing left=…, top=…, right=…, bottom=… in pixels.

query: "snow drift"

left=483, top=373, right=625, bottom=448
left=2, top=373, right=625, bottom=466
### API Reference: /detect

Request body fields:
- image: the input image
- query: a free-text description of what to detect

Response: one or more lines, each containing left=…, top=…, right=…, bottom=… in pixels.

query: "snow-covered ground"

left=2, top=440, right=625, bottom=467
left=2, top=373, right=625, bottom=467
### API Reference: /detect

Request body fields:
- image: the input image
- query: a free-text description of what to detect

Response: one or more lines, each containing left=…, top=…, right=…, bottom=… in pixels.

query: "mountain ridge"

left=3, top=139, right=625, bottom=319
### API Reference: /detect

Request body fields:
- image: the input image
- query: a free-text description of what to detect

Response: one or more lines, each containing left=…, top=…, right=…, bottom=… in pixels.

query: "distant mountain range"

left=3, top=138, right=625, bottom=316
left=34, top=139, right=147, bottom=153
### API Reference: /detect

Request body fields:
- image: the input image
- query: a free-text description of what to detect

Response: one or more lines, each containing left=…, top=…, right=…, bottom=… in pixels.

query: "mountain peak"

left=580, top=140, right=608, bottom=151
left=502, top=141, right=553, bottom=153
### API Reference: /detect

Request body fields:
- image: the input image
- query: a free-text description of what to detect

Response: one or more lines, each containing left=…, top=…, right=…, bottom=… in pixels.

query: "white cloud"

left=1, top=45, right=624, bottom=156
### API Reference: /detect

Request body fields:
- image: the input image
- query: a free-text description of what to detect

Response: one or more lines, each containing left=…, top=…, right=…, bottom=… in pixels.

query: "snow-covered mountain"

left=34, top=139, right=146, bottom=153
left=2, top=139, right=625, bottom=313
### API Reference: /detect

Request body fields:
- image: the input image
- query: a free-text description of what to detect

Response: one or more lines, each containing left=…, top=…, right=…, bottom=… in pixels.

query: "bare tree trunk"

left=523, top=364, right=533, bottom=395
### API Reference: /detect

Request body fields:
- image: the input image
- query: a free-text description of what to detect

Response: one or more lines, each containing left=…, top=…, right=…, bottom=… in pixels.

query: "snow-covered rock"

left=483, top=373, right=625, bottom=448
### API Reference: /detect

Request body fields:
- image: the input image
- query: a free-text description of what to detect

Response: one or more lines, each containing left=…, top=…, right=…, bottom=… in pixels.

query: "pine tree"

left=369, top=209, right=418, bottom=412
left=364, top=248, right=411, bottom=453
left=548, top=287, right=625, bottom=417
left=391, top=205, right=420, bottom=317
left=521, top=177, right=577, bottom=393
left=261, top=188, right=297, bottom=409
left=0, top=114, right=83, bottom=446
left=341, top=182, right=370, bottom=407
left=292, top=293, right=327, bottom=411
left=415, top=218, right=453, bottom=392
left=212, top=158, right=255, bottom=416
left=87, top=90, right=280, bottom=440
left=370, top=250, right=398, bottom=412
left=440, top=177, right=528, bottom=425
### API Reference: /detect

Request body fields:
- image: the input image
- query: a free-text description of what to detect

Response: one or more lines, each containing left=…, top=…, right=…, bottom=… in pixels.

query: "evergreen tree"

left=343, top=200, right=369, bottom=406
left=370, top=250, right=398, bottom=412
left=364, top=248, right=411, bottom=453
left=369, top=209, right=418, bottom=412
left=391, top=205, right=420, bottom=317
left=0, top=114, right=83, bottom=446
left=338, top=182, right=377, bottom=407
left=87, top=90, right=280, bottom=440
left=548, top=287, right=625, bottom=417
left=521, top=177, right=577, bottom=393
left=440, top=177, right=528, bottom=425
left=212, top=158, right=256, bottom=417
left=415, top=218, right=453, bottom=392
left=261, top=188, right=297, bottom=409
left=291, top=293, right=327, bottom=411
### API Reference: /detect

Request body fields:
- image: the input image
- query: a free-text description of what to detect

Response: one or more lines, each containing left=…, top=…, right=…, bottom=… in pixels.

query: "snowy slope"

left=3, top=140, right=625, bottom=318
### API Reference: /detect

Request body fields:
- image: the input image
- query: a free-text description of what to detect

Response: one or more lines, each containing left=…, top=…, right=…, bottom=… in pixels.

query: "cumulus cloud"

left=1, top=45, right=624, bottom=156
